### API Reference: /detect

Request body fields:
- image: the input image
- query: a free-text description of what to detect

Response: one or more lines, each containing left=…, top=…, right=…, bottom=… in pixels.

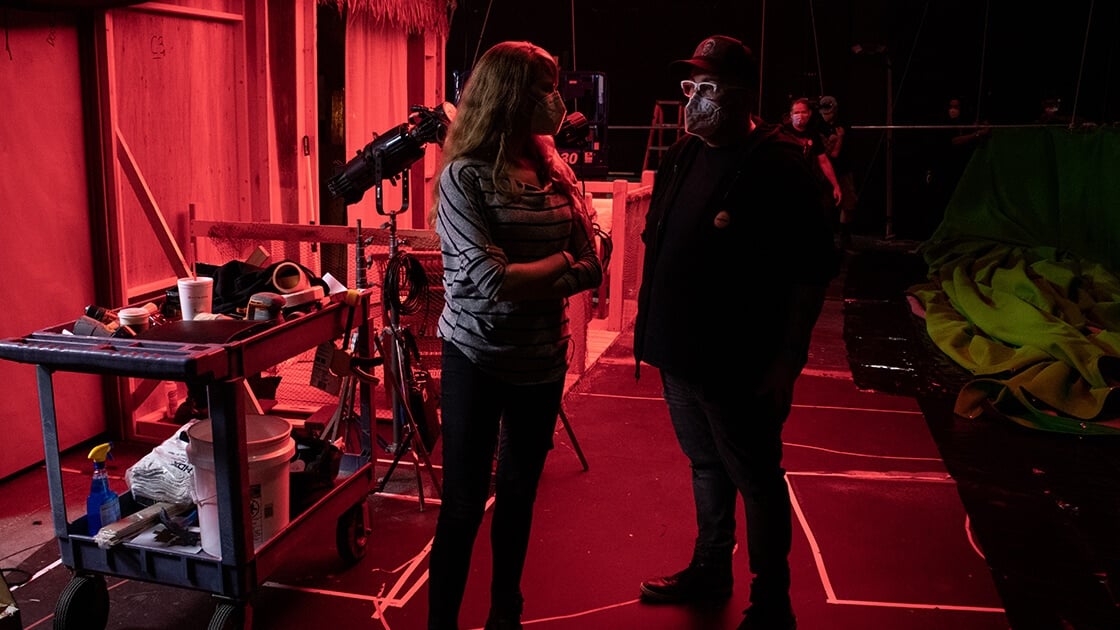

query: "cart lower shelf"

left=54, top=459, right=373, bottom=629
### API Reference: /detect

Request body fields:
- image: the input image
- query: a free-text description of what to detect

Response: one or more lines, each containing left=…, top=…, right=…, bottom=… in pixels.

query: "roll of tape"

left=248, top=292, right=286, bottom=320
left=271, top=262, right=310, bottom=294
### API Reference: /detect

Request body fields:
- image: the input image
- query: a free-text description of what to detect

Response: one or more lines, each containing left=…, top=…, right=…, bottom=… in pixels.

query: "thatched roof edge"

left=320, top=0, right=456, bottom=36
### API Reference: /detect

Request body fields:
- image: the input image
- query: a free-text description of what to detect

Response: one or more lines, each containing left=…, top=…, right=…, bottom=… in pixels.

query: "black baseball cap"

left=670, top=35, right=759, bottom=86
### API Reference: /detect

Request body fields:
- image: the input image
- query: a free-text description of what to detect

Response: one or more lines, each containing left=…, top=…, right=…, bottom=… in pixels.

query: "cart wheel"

left=208, top=602, right=242, bottom=630
left=54, top=574, right=109, bottom=630
left=336, top=502, right=369, bottom=563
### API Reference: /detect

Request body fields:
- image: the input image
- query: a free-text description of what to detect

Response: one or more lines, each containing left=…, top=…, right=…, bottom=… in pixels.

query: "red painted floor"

left=2, top=239, right=1117, bottom=629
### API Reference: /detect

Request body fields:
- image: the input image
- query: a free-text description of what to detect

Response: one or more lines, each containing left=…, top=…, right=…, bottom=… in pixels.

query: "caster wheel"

left=54, top=574, right=109, bottom=630
left=336, top=502, right=369, bottom=563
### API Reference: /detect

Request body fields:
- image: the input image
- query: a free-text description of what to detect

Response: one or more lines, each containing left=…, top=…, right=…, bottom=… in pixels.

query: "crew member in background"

left=784, top=97, right=842, bottom=220
left=818, top=95, right=858, bottom=249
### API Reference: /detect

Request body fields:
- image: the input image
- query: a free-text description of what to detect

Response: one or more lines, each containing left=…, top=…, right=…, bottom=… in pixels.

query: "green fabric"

left=908, top=127, right=1120, bottom=434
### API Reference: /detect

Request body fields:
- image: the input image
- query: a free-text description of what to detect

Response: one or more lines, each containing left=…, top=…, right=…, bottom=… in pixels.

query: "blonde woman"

left=427, top=40, right=602, bottom=630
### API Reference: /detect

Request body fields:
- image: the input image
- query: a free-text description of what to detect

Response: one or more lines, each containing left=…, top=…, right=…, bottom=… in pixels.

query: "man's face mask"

left=790, top=113, right=808, bottom=129
left=530, top=90, right=566, bottom=135
left=684, top=94, right=723, bottom=138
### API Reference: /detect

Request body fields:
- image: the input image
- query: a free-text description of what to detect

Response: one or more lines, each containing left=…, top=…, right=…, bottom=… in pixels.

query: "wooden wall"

left=0, top=9, right=105, bottom=479
left=0, top=0, right=448, bottom=479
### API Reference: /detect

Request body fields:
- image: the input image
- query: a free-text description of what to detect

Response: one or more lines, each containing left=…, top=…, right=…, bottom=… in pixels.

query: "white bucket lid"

left=186, top=414, right=293, bottom=464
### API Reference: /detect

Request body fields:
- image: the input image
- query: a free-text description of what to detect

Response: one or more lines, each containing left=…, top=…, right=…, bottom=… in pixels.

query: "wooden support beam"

left=115, top=128, right=192, bottom=279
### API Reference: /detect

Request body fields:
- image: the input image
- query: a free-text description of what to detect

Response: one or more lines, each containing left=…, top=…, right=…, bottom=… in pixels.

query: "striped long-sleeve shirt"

left=434, top=158, right=603, bottom=385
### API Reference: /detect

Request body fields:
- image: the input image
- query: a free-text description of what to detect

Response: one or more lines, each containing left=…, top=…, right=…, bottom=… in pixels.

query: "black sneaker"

left=737, top=603, right=797, bottom=630
left=484, top=594, right=523, bottom=630
left=483, top=616, right=521, bottom=630
left=638, top=565, right=733, bottom=604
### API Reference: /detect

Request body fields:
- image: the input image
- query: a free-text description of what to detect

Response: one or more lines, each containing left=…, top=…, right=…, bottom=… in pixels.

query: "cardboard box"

left=0, top=570, right=20, bottom=630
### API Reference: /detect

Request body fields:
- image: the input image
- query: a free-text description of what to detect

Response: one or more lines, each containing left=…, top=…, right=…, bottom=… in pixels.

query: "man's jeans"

left=660, top=369, right=794, bottom=601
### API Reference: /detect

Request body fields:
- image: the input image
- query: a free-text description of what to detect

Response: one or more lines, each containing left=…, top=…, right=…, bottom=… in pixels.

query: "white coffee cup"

left=117, top=307, right=150, bottom=332
left=177, top=277, right=214, bottom=321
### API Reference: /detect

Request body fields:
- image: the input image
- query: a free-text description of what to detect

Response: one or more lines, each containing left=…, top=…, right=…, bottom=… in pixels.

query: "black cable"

left=1, top=566, right=31, bottom=588
left=593, top=221, right=613, bottom=270
left=383, top=251, right=428, bottom=316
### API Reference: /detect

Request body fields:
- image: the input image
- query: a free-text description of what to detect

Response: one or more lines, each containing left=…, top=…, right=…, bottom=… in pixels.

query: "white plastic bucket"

left=186, top=414, right=295, bottom=559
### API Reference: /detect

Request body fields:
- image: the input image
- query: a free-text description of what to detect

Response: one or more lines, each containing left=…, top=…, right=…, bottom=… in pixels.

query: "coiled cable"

left=382, top=251, right=429, bottom=316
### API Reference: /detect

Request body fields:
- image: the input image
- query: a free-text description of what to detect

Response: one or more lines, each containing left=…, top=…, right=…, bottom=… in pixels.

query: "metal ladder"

left=642, top=100, right=684, bottom=171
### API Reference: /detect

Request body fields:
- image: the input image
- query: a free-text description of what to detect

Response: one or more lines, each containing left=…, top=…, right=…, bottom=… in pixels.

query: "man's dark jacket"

left=633, top=120, right=841, bottom=384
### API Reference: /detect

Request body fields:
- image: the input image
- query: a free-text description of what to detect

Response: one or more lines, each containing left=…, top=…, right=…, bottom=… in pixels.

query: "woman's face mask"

left=684, top=95, right=723, bottom=138
left=530, top=90, right=567, bottom=135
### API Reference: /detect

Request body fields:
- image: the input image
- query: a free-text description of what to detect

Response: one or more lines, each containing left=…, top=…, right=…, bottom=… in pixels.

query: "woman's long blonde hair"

left=428, top=41, right=584, bottom=227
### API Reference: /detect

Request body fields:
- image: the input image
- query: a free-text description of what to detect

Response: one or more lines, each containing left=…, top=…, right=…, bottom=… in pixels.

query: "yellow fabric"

left=910, top=239, right=1120, bottom=434
left=908, top=127, right=1120, bottom=433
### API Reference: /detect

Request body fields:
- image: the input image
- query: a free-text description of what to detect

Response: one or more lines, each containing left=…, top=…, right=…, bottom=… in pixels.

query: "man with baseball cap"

left=634, top=34, right=839, bottom=630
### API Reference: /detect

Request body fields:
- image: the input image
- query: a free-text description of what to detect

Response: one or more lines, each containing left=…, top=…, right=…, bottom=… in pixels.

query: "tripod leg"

left=410, top=447, right=426, bottom=511
left=375, top=424, right=413, bottom=493
left=322, top=375, right=354, bottom=444
left=411, top=427, right=442, bottom=498
left=557, top=406, right=589, bottom=471
left=398, top=395, right=442, bottom=503
left=391, top=335, right=443, bottom=498
left=373, top=334, right=443, bottom=507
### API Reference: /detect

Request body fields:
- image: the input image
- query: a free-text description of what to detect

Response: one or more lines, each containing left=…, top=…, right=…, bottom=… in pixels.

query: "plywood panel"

left=111, top=6, right=249, bottom=289
left=0, top=10, right=105, bottom=479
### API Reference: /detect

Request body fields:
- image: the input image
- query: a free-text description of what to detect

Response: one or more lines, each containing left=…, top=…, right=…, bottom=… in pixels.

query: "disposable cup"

left=177, top=277, right=214, bottom=321
left=117, top=307, right=150, bottom=332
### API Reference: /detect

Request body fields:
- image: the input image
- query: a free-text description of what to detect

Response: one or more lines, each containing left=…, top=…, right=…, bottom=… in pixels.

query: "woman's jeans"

left=428, top=341, right=562, bottom=629
left=659, top=369, right=794, bottom=604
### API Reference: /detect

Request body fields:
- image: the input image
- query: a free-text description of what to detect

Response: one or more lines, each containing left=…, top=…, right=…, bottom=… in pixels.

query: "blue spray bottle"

left=86, top=442, right=122, bottom=536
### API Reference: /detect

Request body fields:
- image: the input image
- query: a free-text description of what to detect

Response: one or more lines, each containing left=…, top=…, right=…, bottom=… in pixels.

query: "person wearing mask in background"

left=784, top=97, right=842, bottom=220
left=634, top=34, right=840, bottom=630
left=817, top=95, right=858, bottom=250
left=1036, top=95, right=1073, bottom=126
left=427, top=40, right=603, bottom=630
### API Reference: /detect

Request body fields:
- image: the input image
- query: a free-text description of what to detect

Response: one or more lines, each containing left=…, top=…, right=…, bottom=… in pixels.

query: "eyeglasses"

left=680, top=80, right=719, bottom=99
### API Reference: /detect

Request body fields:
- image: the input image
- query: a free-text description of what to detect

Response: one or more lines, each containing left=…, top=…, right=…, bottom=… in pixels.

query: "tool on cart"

left=92, top=501, right=194, bottom=549
left=321, top=284, right=378, bottom=449
left=157, top=506, right=201, bottom=546
left=86, top=443, right=122, bottom=536
left=318, top=225, right=399, bottom=484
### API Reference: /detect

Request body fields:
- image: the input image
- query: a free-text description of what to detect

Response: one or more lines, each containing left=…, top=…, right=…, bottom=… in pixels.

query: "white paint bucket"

left=186, top=414, right=294, bottom=559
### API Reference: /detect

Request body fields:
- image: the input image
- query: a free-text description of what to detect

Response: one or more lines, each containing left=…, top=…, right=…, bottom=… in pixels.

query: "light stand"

left=367, top=159, right=442, bottom=509
left=326, top=104, right=455, bottom=508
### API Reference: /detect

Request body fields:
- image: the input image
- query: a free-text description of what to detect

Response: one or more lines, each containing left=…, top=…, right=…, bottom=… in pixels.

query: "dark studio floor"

left=2, top=236, right=1119, bottom=630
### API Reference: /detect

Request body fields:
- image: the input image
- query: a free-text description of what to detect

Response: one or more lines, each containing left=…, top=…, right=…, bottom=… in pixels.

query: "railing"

left=189, top=175, right=655, bottom=384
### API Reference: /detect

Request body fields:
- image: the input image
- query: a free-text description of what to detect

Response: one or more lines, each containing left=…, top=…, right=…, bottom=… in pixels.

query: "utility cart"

left=0, top=292, right=378, bottom=629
